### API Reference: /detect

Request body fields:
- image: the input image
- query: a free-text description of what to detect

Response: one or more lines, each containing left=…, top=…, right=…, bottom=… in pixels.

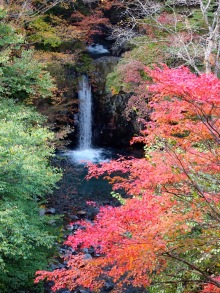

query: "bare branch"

left=111, top=0, right=220, bottom=74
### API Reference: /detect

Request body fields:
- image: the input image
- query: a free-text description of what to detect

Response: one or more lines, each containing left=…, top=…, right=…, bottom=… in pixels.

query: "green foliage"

left=0, top=10, right=55, bottom=102
left=0, top=18, right=23, bottom=64
left=0, top=99, right=61, bottom=200
left=111, top=191, right=125, bottom=205
left=0, top=21, right=23, bottom=49
left=0, top=50, right=54, bottom=101
left=0, top=8, right=7, bottom=19
left=187, top=9, right=207, bottom=33
left=0, top=199, right=57, bottom=293
left=130, top=38, right=168, bottom=65
left=27, top=16, right=61, bottom=48
left=75, top=53, right=94, bottom=75
left=0, top=99, right=62, bottom=292
left=106, top=36, right=168, bottom=94
left=106, top=69, right=124, bottom=94
left=0, top=15, right=62, bottom=291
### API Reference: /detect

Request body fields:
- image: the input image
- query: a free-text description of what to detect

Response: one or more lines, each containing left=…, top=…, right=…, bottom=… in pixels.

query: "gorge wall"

left=39, top=50, right=139, bottom=148
left=92, top=55, right=137, bottom=147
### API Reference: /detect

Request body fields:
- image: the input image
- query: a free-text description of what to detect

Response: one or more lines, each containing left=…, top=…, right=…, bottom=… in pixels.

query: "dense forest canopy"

left=0, top=3, right=62, bottom=292
left=0, top=0, right=220, bottom=292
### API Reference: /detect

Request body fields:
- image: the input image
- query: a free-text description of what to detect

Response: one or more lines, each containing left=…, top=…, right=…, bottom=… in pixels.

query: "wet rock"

left=72, top=223, right=81, bottom=230
left=50, top=263, right=60, bottom=270
left=39, top=208, right=46, bottom=216
left=65, top=223, right=83, bottom=233
left=93, top=92, right=137, bottom=147
left=46, top=208, right=56, bottom=214
left=69, top=214, right=79, bottom=221
left=88, top=247, right=96, bottom=255
left=76, top=287, right=91, bottom=293
left=59, top=245, right=76, bottom=258
left=50, top=258, right=67, bottom=270
left=93, top=56, right=120, bottom=95
left=86, top=206, right=99, bottom=220
left=81, top=247, right=99, bottom=257
left=123, top=285, right=149, bottom=292
left=78, top=290, right=90, bottom=293
left=77, top=210, right=87, bottom=215
left=103, top=281, right=114, bottom=291
left=57, top=289, right=72, bottom=293
left=81, top=248, right=89, bottom=254
left=66, top=224, right=75, bottom=231
left=83, top=253, right=92, bottom=260
left=58, top=263, right=66, bottom=269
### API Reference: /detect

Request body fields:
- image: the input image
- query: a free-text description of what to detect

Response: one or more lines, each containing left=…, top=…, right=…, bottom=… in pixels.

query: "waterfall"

left=78, top=75, right=92, bottom=149
left=67, top=68, right=111, bottom=163
left=87, top=44, right=110, bottom=55
left=67, top=75, right=104, bottom=163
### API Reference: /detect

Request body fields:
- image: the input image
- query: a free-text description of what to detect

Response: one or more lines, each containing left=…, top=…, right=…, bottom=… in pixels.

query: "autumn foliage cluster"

left=35, top=66, right=220, bottom=292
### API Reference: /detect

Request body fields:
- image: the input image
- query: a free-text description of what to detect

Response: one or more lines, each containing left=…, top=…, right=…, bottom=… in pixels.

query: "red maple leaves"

left=35, top=66, right=220, bottom=292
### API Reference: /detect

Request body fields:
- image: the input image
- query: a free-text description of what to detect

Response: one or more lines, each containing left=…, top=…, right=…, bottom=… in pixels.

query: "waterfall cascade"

left=68, top=75, right=109, bottom=163
left=78, top=75, right=92, bottom=149
left=87, top=44, right=110, bottom=55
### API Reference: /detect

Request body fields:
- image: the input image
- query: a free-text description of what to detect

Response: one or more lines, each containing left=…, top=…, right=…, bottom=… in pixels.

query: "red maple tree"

left=35, top=66, right=220, bottom=292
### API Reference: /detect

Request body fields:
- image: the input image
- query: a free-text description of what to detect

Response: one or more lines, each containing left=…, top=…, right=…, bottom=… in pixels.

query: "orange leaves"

left=35, top=66, right=220, bottom=292
left=201, top=276, right=220, bottom=293
left=70, top=6, right=110, bottom=41
left=35, top=192, right=199, bottom=291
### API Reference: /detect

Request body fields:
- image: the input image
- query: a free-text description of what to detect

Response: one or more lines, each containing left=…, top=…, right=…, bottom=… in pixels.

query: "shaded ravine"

left=44, top=48, right=147, bottom=293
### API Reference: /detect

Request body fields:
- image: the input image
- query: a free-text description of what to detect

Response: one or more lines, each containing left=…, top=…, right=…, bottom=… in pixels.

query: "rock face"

left=92, top=56, right=136, bottom=147
left=92, top=56, right=119, bottom=95
left=93, top=92, right=136, bottom=147
left=37, top=53, right=139, bottom=148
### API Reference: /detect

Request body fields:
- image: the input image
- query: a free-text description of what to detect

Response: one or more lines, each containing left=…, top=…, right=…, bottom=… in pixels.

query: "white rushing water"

left=67, top=75, right=110, bottom=164
left=78, top=75, right=92, bottom=149
left=87, top=44, right=110, bottom=55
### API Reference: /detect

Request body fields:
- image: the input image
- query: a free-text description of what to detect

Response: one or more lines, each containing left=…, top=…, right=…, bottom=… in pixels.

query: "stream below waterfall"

left=45, top=50, right=147, bottom=292
left=49, top=75, right=121, bottom=216
left=46, top=146, right=145, bottom=293
left=49, top=146, right=143, bottom=217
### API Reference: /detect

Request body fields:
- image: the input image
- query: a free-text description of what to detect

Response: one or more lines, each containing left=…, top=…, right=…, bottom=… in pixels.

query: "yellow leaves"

left=33, top=50, right=77, bottom=64
left=110, top=86, right=120, bottom=95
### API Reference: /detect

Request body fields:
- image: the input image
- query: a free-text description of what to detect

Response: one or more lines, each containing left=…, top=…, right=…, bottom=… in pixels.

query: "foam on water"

left=67, top=148, right=110, bottom=164
left=70, top=75, right=112, bottom=165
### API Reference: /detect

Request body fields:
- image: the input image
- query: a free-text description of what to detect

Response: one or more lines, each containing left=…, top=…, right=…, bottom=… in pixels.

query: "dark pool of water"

left=49, top=146, right=143, bottom=216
